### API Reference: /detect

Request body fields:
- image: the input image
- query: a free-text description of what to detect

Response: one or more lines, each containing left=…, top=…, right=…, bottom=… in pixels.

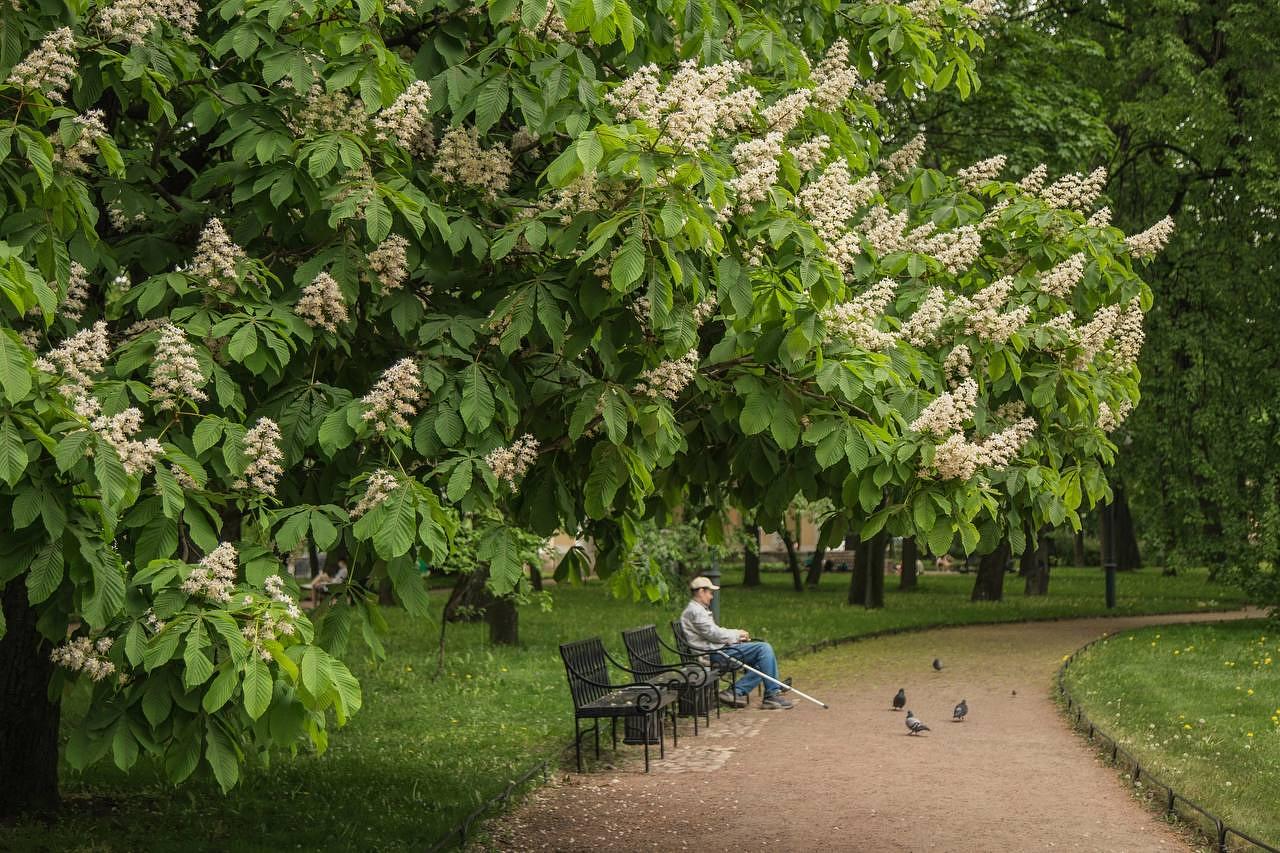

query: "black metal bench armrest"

left=628, top=649, right=709, bottom=688
left=614, top=682, right=666, bottom=711
left=561, top=661, right=619, bottom=694
left=602, top=647, right=690, bottom=688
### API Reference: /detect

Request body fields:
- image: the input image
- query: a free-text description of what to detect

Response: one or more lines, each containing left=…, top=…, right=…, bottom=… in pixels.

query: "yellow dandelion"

left=1183, top=723, right=1192, bottom=730
left=1173, top=650, right=1180, bottom=655
left=1247, top=732, right=1254, bottom=738
left=1247, top=688, right=1254, bottom=695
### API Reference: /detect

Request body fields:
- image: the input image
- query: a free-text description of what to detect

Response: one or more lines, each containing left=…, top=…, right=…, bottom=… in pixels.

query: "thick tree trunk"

left=742, top=532, right=761, bottom=587
left=0, top=582, right=61, bottom=818
left=486, top=596, right=519, bottom=645
left=1024, top=528, right=1051, bottom=596
left=804, top=545, right=827, bottom=587
left=1114, top=486, right=1142, bottom=570
left=898, top=537, right=919, bottom=591
left=846, top=534, right=865, bottom=604
left=1073, top=530, right=1086, bottom=567
left=529, top=565, right=543, bottom=592
left=865, top=531, right=887, bottom=609
left=970, top=542, right=1011, bottom=602
left=780, top=529, right=803, bottom=592
left=307, top=538, right=323, bottom=579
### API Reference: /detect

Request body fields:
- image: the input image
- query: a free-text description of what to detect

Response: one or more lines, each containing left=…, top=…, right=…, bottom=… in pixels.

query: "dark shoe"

left=760, top=694, right=794, bottom=710
left=777, top=677, right=793, bottom=693
left=718, top=689, right=748, bottom=708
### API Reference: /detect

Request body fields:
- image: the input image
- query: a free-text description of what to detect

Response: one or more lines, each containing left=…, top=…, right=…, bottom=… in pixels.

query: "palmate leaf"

left=242, top=657, right=272, bottom=720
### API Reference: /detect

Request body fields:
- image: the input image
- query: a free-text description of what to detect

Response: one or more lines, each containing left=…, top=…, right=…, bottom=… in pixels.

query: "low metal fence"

left=1058, top=638, right=1278, bottom=853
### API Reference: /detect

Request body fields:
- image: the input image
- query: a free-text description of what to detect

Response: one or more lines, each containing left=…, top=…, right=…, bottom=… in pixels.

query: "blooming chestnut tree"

left=0, top=0, right=1168, bottom=811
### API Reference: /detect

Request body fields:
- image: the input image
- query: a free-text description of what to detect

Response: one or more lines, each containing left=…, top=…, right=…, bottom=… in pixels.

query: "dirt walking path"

left=478, top=609, right=1263, bottom=853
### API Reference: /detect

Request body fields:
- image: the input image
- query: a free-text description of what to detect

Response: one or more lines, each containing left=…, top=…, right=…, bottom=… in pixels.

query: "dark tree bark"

left=970, top=541, right=1012, bottom=602
left=1024, top=528, right=1051, bottom=596
left=743, top=527, right=762, bottom=587
left=486, top=596, right=519, bottom=645
left=307, top=538, right=323, bottom=579
left=0, top=582, right=61, bottom=818
left=898, top=537, right=919, bottom=590
left=804, top=545, right=827, bottom=587
left=1073, top=530, right=1086, bottom=567
left=444, top=567, right=490, bottom=623
left=1113, top=486, right=1142, bottom=570
left=779, top=528, right=804, bottom=592
left=529, top=565, right=543, bottom=592
left=865, top=530, right=887, bottom=609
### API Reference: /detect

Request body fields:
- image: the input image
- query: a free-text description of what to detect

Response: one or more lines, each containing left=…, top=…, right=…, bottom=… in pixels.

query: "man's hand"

left=738, top=630, right=750, bottom=642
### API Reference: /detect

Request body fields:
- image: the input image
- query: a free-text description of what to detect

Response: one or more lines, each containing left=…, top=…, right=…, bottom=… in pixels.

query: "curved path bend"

left=478, top=609, right=1262, bottom=853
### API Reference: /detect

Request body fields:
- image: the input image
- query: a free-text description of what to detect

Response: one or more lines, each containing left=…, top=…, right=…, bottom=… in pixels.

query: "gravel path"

left=477, top=609, right=1262, bottom=852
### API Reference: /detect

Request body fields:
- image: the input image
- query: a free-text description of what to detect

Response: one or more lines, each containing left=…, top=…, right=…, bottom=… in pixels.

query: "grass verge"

left=1061, top=621, right=1280, bottom=847
left=1, top=566, right=1248, bottom=852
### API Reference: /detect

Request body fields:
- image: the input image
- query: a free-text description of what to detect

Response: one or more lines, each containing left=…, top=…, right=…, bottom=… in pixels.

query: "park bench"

left=558, top=637, right=683, bottom=772
left=621, top=624, right=716, bottom=734
left=670, top=620, right=748, bottom=700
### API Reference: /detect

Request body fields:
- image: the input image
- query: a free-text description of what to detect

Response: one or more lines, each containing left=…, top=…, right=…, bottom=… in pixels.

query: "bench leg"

left=611, top=717, right=617, bottom=751
left=670, top=705, right=679, bottom=749
left=643, top=728, right=650, bottom=773
left=658, top=711, right=665, bottom=759
left=593, top=720, right=600, bottom=760
left=574, top=718, right=582, bottom=772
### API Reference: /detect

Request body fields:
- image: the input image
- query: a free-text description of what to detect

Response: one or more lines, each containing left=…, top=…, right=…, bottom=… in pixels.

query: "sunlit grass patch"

left=1063, top=621, right=1280, bottom=846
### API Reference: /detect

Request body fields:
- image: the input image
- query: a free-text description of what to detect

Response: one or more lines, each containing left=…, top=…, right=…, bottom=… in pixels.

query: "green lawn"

left=1062, top=621, right=1280, bottom=847
left=1, top=566, right=1248, bottom=852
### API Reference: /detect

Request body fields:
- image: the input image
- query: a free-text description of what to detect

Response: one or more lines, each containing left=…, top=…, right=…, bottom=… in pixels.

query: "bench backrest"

left=559, top=637, right=612, bottom=708
left=620, top=625, right=667, bottom=677
left=669, top=621, right=699, bottom=663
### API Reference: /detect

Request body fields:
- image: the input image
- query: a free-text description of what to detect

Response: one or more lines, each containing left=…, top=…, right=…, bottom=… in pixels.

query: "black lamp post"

left=706, top=558, right=721, bottom=623
left=1103, top=499, right=1117, bottom=609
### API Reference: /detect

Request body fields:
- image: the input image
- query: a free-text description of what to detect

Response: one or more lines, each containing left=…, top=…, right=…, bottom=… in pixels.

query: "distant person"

left=679, top=576, right=794, bottom=710
left=309, top=559, right=349, bottom=605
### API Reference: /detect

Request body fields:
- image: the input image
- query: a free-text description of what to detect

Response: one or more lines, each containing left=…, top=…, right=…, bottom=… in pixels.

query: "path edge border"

left=1056, top=624, right=1278, bottom=853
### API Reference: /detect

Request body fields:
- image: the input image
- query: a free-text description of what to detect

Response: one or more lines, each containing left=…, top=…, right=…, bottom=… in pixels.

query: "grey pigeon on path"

left=952, top=699, right=968, bottom=721
left=892, top=688, right=906, bottom=710
left=905, top=710, right=930, bottom=735
left=932, top=658, right=943, bottom=671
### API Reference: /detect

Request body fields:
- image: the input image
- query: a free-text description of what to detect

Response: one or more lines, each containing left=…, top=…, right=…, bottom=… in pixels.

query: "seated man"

left=679, top=576, right=793, bottom=710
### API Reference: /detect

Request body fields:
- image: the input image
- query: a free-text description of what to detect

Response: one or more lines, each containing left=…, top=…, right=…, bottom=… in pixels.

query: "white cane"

left=710, top=650, right=830, bottom=709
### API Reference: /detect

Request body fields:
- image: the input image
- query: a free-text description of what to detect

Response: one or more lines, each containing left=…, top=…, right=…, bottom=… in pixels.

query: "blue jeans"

left=715, top=641, right=782, bottom=697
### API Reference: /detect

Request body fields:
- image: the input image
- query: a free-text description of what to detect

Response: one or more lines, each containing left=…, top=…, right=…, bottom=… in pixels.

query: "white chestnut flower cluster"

left=881, top=133, right=927, bottom=181
left=957, top=155, right=1007, bottom=191
left=50, top=636, right=116, bottom=682
left=485, top=434, right=539, bottom=491
left=1018, top=163, right=1047, bottom=193
left=789, top=136, right=829, bottom=173
left=6, top=27, right=77, bottom=103
left=943, top=345, right=972, bottom=386
left=98, top=0, right=199, bottom=47
left=151, top=323, right=208, bottom=410
left=692, top=298, right=718, bottom=326
left=34, top=321, right=110, bottom=396
left=295, top=271, right=349, bottom=332
left=1107, top=297, right=1146, bottom=368
left=906, top=0, right=941, bottom=21
left=1041, top=166, right=1107, bottom=212
left=925, top=417, right=1036, bottom=480
left=1039, top=253, right=1086, bottom=298
left=954, top=275, right=1029, bottom=344
left=143, top=608, right=166, bottom=633
left=59, top=261, right=91, bottom=323
left=531, top=0, right=568, bottom=39
left=241, top=579, right=300, bottom=661
left=190, top=218, right=246, bottom=293
left=368, top=235, right=410, bottom=291
left=919, top=224, right=983, bottom=276
left=182, top=542, right=239, bottom=602
left=1086, top=207, right=1112, bottom=228
left=289, top=83, right=368, bottom=137
left=634, top=349, right=700, bottom=401
left=1097, top=399, right=1133, bottom=432
left=54, top=110, right=108, bottom=174
left=730, top=132, right=783, bottom=209
left=77, top=399, right=165, bottom=476
left=858, top=205, right=911, bottom=255
left=351, top=469, right=399, bottom=518
left=799, top=160, right=880, bottom=240
left=899, top=287, right=949, bottom=347
left=606, top=60, right=757, bottom=152
left=433, top=126, right=512, bottom=198
left=263, top=574, right=301, bottom=619
left=234, top=418, right=284, bottom=495
left=965, top=0, right=1000, bottom=16
left=992, top=400, right=1027, bottom=421
left=1125, top=216, right=1175, bottom=259
left=910, top=377, right=977, bottom=437
left=361, top=358, right=422, bottom=433
left=811, top=39, right=861, bottom=111
left=820, top=278, right=899, bottom=352
left=978, top=198, right=1010, bottom=232
left=170, top=463, right=198, bottom=490
left=762, top=90, right=811, bottom=135
left=373, top=81, right=434, bottom=156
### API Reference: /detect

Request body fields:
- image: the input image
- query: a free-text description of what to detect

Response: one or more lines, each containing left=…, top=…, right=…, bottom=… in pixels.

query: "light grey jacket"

left=679, top=599, right=739, bottom=652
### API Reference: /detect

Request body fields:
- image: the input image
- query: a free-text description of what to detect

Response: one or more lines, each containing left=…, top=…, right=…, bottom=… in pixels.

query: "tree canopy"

left=0, top=0, right=1167, bottom=805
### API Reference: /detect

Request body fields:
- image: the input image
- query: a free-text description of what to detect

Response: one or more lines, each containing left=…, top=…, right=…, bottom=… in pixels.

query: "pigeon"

left=892, top=688, right=906, bottom=711
left=1011, top=689, right=1017, bottom=697
left=932, top=658, right=943, bottom=671
left=952, top=699, right=968, bottom=722
left=905, top=710, right=930, bottom=735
